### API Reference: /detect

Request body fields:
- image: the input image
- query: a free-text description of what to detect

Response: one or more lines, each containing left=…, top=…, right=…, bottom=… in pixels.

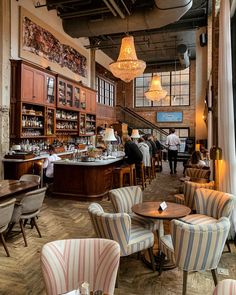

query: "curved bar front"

left=53, top=157, right=124, bottom=200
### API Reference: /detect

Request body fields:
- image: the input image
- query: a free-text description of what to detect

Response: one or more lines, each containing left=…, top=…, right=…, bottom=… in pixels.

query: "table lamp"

left=131, top=129, right=140, bottom=139
left=103, top=128, right=117, bottom=156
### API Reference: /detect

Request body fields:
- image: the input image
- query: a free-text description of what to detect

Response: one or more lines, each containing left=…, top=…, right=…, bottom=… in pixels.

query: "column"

left=0, top=0, right=11, bottom=179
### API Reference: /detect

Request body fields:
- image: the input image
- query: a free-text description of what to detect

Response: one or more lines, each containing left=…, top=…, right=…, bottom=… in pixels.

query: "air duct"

left=62, top=0, right=193, bottom=38
left=177, top=44, right=190, bottom=68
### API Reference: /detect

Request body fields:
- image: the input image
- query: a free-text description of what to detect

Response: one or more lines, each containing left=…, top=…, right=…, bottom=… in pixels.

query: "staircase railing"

left=117, top=105, right=168, bottom=136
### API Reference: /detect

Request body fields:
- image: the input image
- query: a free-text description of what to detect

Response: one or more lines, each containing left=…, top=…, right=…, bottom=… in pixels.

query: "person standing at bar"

left=165, top=128, right=181, bottom=174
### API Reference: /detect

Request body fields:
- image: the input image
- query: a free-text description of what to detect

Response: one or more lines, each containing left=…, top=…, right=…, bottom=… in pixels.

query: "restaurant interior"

left=0, top=0, right=236, bottom=294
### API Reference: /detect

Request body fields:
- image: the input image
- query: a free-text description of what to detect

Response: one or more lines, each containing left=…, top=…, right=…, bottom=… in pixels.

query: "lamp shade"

left=131, top=129, right=140, bottom=139
left=103, top=128, right=117, bottom=141
left=109, top=36, right=146, bottom=83
left=144, top=75, right=167, bottom=101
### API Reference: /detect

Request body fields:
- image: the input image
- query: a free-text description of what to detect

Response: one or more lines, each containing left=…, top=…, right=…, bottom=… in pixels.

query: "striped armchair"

left=88, top=203, right=155, bottom=270
left=41, top=238, right=120, bottom=295
left=174, top=181, right=215, bottom=210
left=109, top=186, right=163, bottom=236
left=181, top=188, right=236, bottom=225
left=181, top=188, right=236, bottom=253
left=159, top=217, right=230, bottom=295
left=185, top=167, right=211, bottom=182
left=213, top=279, right=236, bottom=295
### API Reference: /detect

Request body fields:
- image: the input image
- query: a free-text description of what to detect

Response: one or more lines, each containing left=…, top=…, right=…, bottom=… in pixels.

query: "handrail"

left=117, top=105, right=168, bottom=136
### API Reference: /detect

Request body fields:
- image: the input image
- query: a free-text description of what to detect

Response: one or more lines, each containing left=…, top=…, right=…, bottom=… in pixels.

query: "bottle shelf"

left=22, top=127, right=44, bottom=129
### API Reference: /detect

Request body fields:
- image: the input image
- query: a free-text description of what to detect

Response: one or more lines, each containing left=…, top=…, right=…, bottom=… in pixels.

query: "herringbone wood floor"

left=0, top=162, right=235, bottom=295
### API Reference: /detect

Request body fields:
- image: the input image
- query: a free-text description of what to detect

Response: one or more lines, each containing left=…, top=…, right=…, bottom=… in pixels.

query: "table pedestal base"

left=141, top=251, right=176, bottom=274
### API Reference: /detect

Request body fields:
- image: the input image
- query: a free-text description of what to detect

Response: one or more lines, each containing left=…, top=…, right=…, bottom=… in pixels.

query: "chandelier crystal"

left=144, top=74, right=167, bottom=101
left=109, top=36, right=146, bottom=83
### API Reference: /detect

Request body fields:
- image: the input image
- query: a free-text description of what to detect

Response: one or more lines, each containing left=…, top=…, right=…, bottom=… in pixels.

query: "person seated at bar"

left=123, top=135, right=143, bottom=168
left=138, top=137, right=151, bottom=168
left=43, top=145, right=61, bottom=184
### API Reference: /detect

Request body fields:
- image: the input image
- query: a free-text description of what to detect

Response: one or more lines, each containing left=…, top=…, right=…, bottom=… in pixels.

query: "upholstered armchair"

left=185, top=167, right=211, bottom=182
left=213, top=279, right=236, bottom=295
left=181, top=188, right=236, bottom=225
left=109, top=186, right=163, bottom=236
left=159, top=217, right=230, bottom=295
left=41, top=238, right=120, bottom=295
left=174, top=181, right=215, bottom=211
left=88, top=202, right=155, bottom=270
left=0, top=198, right=16, bottom=257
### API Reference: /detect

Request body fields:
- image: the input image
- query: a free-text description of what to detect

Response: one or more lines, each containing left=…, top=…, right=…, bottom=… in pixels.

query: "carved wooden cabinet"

left=11, top=60, right=56, bottom=106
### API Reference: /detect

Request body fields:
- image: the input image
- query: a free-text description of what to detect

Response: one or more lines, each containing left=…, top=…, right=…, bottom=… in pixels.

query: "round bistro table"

left=132, top=201, right=191, bottom=272
left=132, top=201, right=191, bottom=220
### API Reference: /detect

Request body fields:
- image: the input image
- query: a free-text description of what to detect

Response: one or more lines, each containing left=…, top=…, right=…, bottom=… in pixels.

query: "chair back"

left=183, top=181, right=215, bottom=210
left=109, top=186, right=143, bottom=213
left=41, top=238, right=120, bottom=295
left=20, top=174, right=41, bottom=187
left=20, top=187, right=46, bottom=214
left=171, top=217, right=230, bottom=272
left=88, top=203, right=131, bottom=256
left=213, top=279, right=236, bottom=295
left=185, top=167, right=210, bottom=181
left=0, top=198, right=16, bottom=229
left=194, top=188, right=236, bottom=219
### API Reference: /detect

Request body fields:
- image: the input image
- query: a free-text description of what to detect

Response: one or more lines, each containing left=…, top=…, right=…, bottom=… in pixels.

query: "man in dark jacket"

left=123, top=135, right=143, bottom=166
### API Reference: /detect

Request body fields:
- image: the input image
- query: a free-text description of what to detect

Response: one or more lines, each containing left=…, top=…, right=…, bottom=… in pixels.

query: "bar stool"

left=113, top=165, right=133, bottom=188
left=150, top=157, right=156, bottom=180
left=129, top=164, right=136, bottom=186
left=136, top=162, right=146, bottom=190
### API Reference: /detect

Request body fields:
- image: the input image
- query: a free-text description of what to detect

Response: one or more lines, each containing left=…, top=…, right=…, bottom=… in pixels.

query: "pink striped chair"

left=213, top=279, right=236, bottom=295
left=41, top=238, right=120, bottom=295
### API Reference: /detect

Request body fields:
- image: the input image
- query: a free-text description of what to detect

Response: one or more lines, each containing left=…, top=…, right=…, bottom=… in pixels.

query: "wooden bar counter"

left=53, top=157, right=124, bottom=200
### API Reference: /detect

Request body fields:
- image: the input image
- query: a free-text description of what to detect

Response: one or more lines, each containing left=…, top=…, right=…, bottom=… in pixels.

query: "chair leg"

left=211, top=269, right=218, bottom=286
left=148, top=247, right=155, bottom=272
left=19, top=219, right=28, bottom=247
left=32, top=217, right=42, bottom=238
left=5, top=222, right=16, bottom=239
left=182, top=271, right=188, bottom=295
left=115, top=263, right=119, bottom=288
left=226, top=240, right=231, bottom=253
left=0, top=233, right=10, bottom=257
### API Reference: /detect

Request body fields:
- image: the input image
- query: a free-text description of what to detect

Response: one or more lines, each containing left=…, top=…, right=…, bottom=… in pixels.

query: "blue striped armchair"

left=109, top=186, right=163, bottom=236
left=88, top=202, right=155, bottom=270
left=174, top=181, right=215, bottom=210
left=159, top=217, right=230, bottom=295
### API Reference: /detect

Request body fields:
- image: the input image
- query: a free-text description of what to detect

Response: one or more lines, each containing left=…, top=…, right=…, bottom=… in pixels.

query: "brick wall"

left=116, top=61, right=196, bottom=137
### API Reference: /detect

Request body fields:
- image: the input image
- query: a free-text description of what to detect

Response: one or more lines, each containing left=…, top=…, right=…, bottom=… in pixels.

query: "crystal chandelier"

left=109, top=36, right=146, bottom=83
left=144, top=74, right=167, bottom=101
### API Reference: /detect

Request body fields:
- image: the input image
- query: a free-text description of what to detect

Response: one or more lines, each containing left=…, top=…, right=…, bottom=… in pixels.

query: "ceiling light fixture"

left=144, top=74, right=167, bottom=101
left=109, top=35, right=146, bottom=83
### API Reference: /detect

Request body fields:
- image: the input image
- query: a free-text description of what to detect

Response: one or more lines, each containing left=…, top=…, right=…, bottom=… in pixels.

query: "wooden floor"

left=0, top=162, right=235, bottom=295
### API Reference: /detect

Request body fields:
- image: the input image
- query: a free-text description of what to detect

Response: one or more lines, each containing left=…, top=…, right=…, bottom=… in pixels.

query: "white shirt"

left=166, top=133, right=181, bottom=151
left=43, top=153, right=61, bottom=178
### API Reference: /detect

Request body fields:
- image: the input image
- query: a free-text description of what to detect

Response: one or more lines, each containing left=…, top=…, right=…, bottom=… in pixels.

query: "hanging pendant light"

left=109, top=36, right=146, bottom=83
left=144, top=74, right=167, bottom=101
